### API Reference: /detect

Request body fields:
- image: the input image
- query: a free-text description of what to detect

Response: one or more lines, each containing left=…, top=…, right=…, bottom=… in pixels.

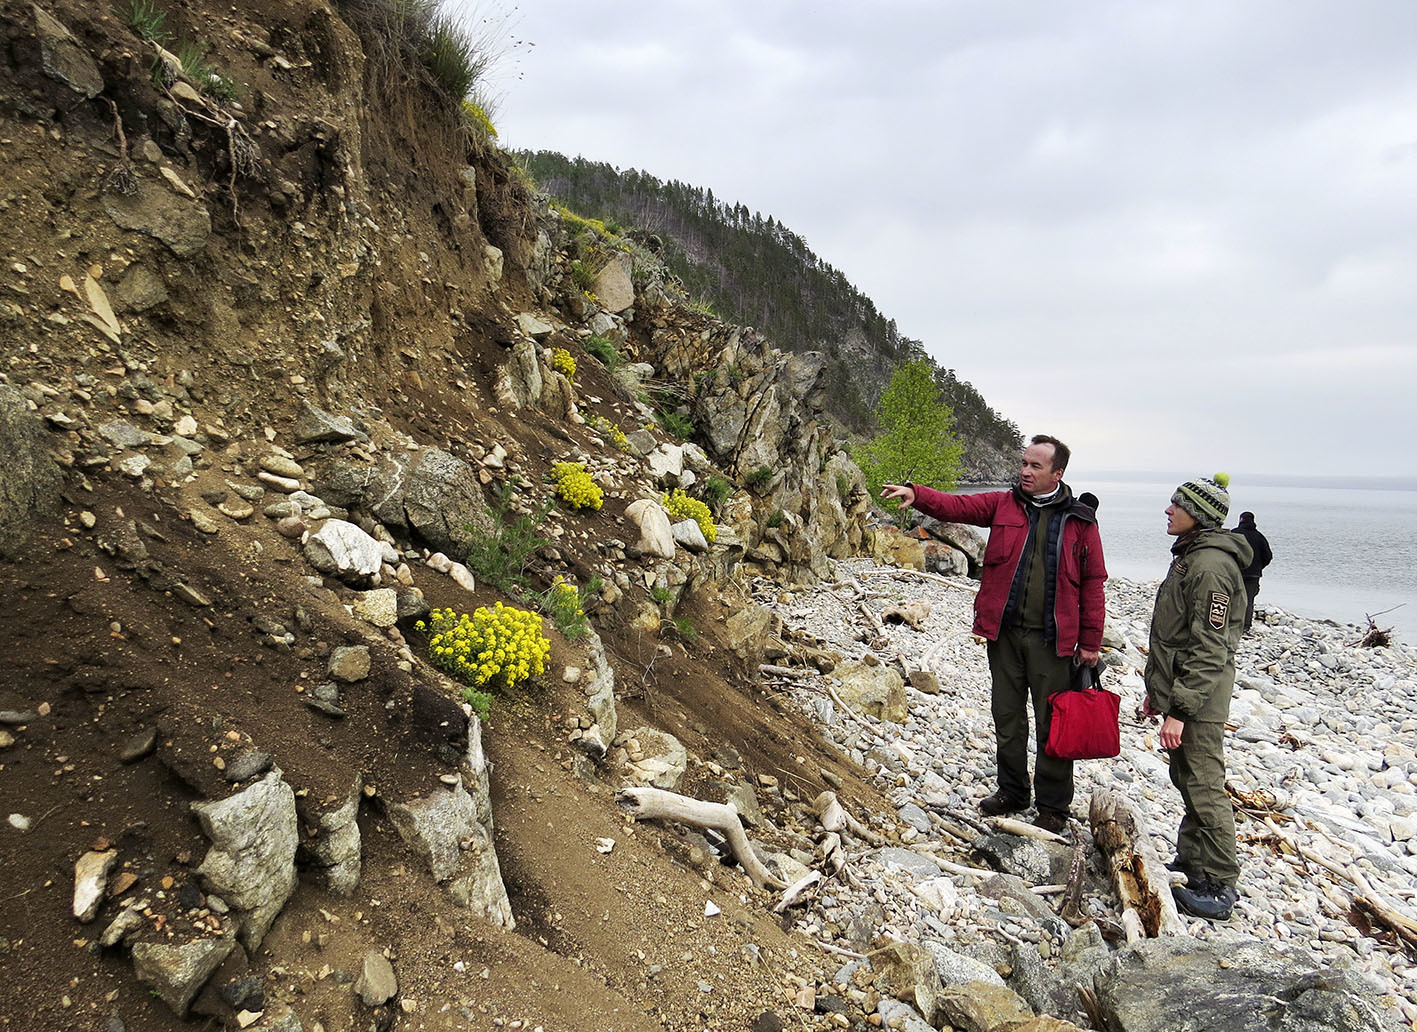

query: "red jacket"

left=911, top=484, right=1107, bottom=657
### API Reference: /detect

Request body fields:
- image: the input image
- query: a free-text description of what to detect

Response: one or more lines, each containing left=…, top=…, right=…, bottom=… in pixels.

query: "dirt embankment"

left=0, top=2, right=894, bottom=1030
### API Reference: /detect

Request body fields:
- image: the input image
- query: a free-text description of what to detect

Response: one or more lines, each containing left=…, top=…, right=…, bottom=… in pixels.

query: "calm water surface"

left=960, top=473, right=1417, bottom=643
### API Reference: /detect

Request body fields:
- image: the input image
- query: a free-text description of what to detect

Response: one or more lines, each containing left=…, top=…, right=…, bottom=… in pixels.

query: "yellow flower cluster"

left=416, top=604, right=549, bottom=690
left=551, top=460, right=603, bottom=511
left=663, top=488, right=717, bottom=544
left=590, top=414, right=629, bottom=450
left=551, top=347, right=576, bottom=380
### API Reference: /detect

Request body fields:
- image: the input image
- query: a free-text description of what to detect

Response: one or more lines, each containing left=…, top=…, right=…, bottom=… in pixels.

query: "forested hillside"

left=518, top=151, right=1021, bottom=474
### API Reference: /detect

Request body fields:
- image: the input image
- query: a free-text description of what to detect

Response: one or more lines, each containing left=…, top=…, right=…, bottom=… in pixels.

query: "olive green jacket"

left=1145, top=528, right=1253, bottom=722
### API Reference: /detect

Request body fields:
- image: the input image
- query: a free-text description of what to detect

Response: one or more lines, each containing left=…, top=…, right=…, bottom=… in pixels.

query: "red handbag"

left=1045, top=663, right=1121, bottom=760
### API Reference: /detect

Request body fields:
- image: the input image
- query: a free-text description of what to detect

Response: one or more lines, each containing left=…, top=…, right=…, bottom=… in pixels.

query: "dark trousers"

left=985, top=626, right=1074, bottom=814
left=1242, top=577, right=1261, bottom=630
left=1168, top=719, right=1240, bottom=887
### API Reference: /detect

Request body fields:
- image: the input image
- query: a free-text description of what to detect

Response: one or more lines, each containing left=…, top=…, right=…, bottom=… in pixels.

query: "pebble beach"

left=756, top=560, right=1417, bottom=1023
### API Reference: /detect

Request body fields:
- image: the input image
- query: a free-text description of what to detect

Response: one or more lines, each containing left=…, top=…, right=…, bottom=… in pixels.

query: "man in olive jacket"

left=1145, top=472, right=1252, bottom=921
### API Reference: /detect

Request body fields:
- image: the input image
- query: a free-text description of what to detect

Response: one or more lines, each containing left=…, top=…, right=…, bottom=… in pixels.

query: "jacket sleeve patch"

left=1208, top=591, right=1230, bottom=629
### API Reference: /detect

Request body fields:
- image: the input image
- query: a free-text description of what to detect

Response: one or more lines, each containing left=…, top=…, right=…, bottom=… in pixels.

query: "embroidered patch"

left=1208, top=591, right=1230, bottom=629
left=1174, top=561, right=1188, bottom=577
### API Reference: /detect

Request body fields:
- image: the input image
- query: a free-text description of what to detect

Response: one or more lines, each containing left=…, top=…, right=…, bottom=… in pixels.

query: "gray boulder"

left=131, top=936, right=236, bottom=1017
left=102, top=181, right=210, bottom=257
left=400, top=448, right=495, bottom=554
left=353, top=950, right=397, bottom=1006
left=293, top=402, right=367, bottom=445
left=590, top=252, right=635, bottom=313
left=1092, top=937, right=1403, bottom=1032
left=33, top=4, right=103, bottom=98
left=303, top=519, right=382, bottom=582
left=296, top=774, right=363, bottom=895
left=0, top=384, right=63, bottom=557
left=191, top=771, right=298, bottom=951
left=386, top=774, right=513, bottom=928
left=833, top=659, right=907, bottom=723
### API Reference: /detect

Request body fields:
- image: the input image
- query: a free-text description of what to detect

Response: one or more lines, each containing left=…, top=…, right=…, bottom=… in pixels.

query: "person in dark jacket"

left=1232, top=511, right=1273, bottom=631
left=882, top=435, right=1107, bottom=834
left=1145, top=473, right=1252, bottom=921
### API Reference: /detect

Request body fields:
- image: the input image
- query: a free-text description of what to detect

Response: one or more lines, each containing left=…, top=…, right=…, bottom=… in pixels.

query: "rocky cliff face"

left=0, top=2, right=886, bottom=1029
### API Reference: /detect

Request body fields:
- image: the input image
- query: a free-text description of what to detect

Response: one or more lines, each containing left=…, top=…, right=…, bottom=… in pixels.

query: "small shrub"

left=700, top=475, right=732, bottom=515
left=417, top=604, right=550, bottom=707
left=584, top=334, right=622, bottom=372
left=551, top=460, right=603, bottom=511
left=667, top=616, right=697, bottom=642
left=538, top=576, right=603, bottom=641
left=122, top=0, right=171, bottom=43
left=663, top=488, right=716, bottom=544
left=463, top=491, right=551, bottom=595
left=745, top=466, right=774, bottom=491
left=688, top=297, right=717, bottom=318
left=766, top=510, right=785, bottom=529
left=589, top=414, right=629, bottom=450
left=461, top=686, right=494, bottom=721
left=175, top=41, right=237, bottom=101
left=551, top=347, right=576, bottom=380
left=569, top=260, right=594, bottom=292
left=460, top=99, right=497, bottom=138
left=649, top=585, right=674, bottom=608
left=657, top=409, right=695, bottom=442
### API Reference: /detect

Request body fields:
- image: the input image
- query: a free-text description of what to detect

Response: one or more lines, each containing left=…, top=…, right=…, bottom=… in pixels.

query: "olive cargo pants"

left=985, top=626, right=1074, bottom=815
left=1169, top=719, right=1240, bottom=887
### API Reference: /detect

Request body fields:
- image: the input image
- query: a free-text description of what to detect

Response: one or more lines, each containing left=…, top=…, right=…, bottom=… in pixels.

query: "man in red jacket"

left=882, top=435, right=1107, bottom=832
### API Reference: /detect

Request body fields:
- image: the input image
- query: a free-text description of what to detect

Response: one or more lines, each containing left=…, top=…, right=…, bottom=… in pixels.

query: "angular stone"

left=351, top=588, right=397, bottom=628
left=328, top=645, right=371, bottom=683
left=670, top=518, right=708, bottom=553
left=834, top=659, right=907, bottom=723
left=303, top=520, right=382, bottom=582
left=115, top=262, right=168, bottom=312
left=102, top=181, right=210, bottom=257
left=621, top=726, right=688, bottom=792
left=514, top=312, right=554, bottom=339
left=625, top=498, right=675, bottom=559
left=934, top=982, right=1034, bottom=1032
left=33, top=5, right=103, bottom=98
left=132, top=936, right=235, bottom=1017
left=297, top=774, right=362, bottom=895
left=191, top=771, right=298, bottom=951
left=73, top=848, right=118, bottom=922
left=353, top=950, right=397, bottom=1006
left=0, top=384, right=64, bottom=557
left=589, top=252, right=635, bottom=313
left=293, top=402, right=367, bottom=445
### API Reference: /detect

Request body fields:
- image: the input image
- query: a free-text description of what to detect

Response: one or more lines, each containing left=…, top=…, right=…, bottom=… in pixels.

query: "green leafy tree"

left=852, top=359, right=963, bottom=525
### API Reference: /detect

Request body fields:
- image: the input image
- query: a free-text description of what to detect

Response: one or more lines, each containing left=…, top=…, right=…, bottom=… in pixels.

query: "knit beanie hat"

left=1172, top=472, right=1231, bottom=529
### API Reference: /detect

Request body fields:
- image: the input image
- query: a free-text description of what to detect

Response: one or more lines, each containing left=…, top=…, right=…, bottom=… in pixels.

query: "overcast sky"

left=456, top=0, right=1417, bottom=479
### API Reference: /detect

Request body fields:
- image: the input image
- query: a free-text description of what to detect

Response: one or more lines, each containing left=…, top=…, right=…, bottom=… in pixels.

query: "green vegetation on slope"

left=516, top=150, right=1020, bottom=463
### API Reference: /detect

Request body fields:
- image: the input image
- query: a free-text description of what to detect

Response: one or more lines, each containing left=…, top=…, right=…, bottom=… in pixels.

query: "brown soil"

left=0, top=4, right=890, bottom=1028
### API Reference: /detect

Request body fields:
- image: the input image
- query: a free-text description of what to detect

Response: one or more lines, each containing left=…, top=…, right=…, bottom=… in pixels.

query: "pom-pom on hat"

left=1172, top=472, right=1231, bottom=529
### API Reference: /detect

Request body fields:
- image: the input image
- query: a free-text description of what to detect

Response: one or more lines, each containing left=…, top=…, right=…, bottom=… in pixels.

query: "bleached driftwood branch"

left=617, top=786, right=787, bottom=891
left=988, top=816, right=1068, bottom=843
left=1089, top=790, right=1186, bottom=940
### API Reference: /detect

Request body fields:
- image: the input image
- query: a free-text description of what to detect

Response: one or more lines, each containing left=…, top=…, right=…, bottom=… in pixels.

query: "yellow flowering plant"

left=415, top=604, right=550, bottom=713
left=589, top=414, right=629, bottom=450
left=663, top=488, right=716, bottom=544
left=551, top=460, right=603, bottom=511
left=551, top=347, right=576, bottom=380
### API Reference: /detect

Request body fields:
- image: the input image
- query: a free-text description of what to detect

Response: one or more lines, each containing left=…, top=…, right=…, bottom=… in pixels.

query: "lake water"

left=962, top=473, right=1417, bottom=644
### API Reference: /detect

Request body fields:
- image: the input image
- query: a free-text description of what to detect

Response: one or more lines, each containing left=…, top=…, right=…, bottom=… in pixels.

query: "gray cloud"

left=461, top=0, right=1417, bottom=476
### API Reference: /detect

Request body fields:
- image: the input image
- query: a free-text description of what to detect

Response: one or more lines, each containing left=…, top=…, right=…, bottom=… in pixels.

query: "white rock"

left=624, top=499, right=675, bottom=559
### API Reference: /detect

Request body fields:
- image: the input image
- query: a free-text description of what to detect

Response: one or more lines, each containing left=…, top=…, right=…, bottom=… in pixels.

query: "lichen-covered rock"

left=191, top=771, right=298, bottom=951
left=131, top=935, right=236, bottom=1017
left=833, top=659, right=908, bottom=723
left=0, top=384, right=63, bottom=558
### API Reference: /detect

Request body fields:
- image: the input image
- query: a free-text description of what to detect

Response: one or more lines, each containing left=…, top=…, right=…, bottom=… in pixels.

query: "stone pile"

left=750, top=559, right=1417, bottom=1030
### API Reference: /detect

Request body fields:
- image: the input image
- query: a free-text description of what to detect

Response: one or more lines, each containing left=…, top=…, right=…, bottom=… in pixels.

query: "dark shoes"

left=979, top=792, right=1027, bottom=817
left=1173, top=877, right=1238, bottom=921
left=1165, top=859, right=1198, bottom=886
left=1032, top=810, right=1069, bottom=834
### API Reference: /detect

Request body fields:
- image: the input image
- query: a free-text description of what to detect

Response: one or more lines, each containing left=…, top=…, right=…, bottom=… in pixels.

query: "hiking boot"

left=1173, top=878, right=1238, bottom=921
left=1032, top=810, right=1069, bottom=834
left=979, top=792, right=1027, bottom=817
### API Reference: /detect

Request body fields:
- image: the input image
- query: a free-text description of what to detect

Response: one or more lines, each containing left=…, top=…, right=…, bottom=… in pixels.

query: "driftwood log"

left=617, top=786, right=787, bottom=891
left=1088, top=789, right=1186, bottom=940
